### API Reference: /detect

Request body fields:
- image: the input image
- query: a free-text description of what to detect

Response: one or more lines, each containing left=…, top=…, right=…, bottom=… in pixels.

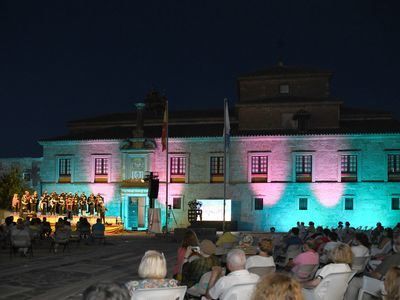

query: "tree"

left=0, top=168, right=28, bottom=209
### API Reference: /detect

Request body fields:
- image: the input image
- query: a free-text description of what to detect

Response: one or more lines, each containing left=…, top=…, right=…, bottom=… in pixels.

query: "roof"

left=239, top=65, right=332, bottom=79
left=40, top=117, right=400, bottom=142
left=237, top=96, right=341, bottom=105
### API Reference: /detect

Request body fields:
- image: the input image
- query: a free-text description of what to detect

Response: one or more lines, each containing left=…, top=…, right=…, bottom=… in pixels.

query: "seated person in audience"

left=41, top=217, right=52, bottom=238
left=10, top=218, right=31, bottom=256
left=371, top=222, right=384, bottom=244
left=320, top=231, right=341, bottom=264
left=205, top=249, right=259, bottom=300
left=351, top=232, right=370, bottom=257
left=173, top=229, right=199, bottom=280
left=313, top=228, right=331, bottom=252
left=52, top=219, right=72, bottom=252
left=371, top=228, right=393, bottom=256
left=383, top=265, right=400, bottom=299
left=78, top=217, right=91, bottom=239
left=181, top=239, right=220, bottom=288
left=83, top=281, right=130, bottom=300
left=215, top=231, right=237, bottom=248
left=283, top=227, right=303, bottom=251
left=303, top=244, right=352, bottom=290
left=246, top=238, right=275, bottom=269
left=125, top=250, right=178, bottom=293
left=288, top=240, right=319, bottom=280
left=252, top=273, right=304, bottom=300
left=92, top=218, right=105, bottom=234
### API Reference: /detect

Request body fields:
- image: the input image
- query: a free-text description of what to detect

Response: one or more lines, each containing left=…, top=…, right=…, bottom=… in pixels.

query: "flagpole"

left=223, top=98, right=227, bottom=232
left=165, top=100, right=169, bottom=235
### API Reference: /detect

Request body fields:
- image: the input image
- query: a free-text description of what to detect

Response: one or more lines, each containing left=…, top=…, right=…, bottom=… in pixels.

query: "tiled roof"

left=239, top=65, right=332, bottom=78
left=40, top=118, right=400, bottom=142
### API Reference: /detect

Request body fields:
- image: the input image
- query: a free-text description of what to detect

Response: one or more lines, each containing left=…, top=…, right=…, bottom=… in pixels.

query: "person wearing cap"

left=205, top=248, right=259, bottom=300
left=181, top=239, right=220, bottom=288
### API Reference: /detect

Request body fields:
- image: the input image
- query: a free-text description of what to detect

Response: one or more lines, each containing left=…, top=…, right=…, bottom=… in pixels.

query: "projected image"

left=199, top=199, right=231, bottom=221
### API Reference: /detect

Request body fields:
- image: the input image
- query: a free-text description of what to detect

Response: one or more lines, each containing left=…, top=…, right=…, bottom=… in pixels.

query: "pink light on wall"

left=89, top=183, right=116, bottom=205
left=312, top=183, right=344, bottom=207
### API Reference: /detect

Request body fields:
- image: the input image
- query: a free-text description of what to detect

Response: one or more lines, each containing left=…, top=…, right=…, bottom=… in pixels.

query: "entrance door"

left=127, top=197, right=147, bottom=229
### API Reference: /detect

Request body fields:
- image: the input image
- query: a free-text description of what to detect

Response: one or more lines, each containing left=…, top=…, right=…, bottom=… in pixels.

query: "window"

left=94, top=158, right=108, bottom=183
left=388, top=154, right=400, bottom=181
left=23, top=170, right=31, bottom=182
left=392, top=197, right=400, bottom=210
left=295, top=155, right=312, bottom=182
left=341, top=155, right=358, bottom=182
left=58, top=158, right=71, bottom=183
left=170, top=157, right=186, bottom=183
left=279, top=84, right=289, bottom=94
left=299, top=198, right=308, bottom=210
left=251, top=156, right=268, bottom=182
left=344, top=197, right=354, bottom=210
left=172, top=197, right=182, bottom=210
left=254, top=198, right=263, bottom=210
left=210, top=156, right=224, bottom=183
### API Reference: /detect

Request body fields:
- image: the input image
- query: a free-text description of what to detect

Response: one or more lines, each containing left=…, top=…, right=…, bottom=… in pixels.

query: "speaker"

left=148, top=178, right=159, bottom=199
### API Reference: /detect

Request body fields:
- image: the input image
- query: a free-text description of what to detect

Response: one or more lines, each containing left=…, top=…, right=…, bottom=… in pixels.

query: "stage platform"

left=9, top=213, right=124, bottom=235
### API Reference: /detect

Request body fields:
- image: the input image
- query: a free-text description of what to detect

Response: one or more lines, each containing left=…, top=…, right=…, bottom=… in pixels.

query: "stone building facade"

left=5, top=64, right=400, bottom=231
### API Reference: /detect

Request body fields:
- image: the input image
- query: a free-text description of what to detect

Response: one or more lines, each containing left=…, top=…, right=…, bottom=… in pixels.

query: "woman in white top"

left=246, top=238, right=275, bottom=269
left=303, top=243, right=353, bottom=298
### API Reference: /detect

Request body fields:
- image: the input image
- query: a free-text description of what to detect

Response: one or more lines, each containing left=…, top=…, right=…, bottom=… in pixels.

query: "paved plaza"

left=0, top=233, right=179, bottom=300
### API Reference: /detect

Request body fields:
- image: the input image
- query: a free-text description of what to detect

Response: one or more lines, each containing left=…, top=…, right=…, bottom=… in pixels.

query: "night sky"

left=1, top=0, right=399, bottom=158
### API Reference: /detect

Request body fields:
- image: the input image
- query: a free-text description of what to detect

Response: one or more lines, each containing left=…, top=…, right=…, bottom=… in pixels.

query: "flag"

left=161, top=102, right=168, bottom=151
left=223, top=98, right=230, bottom=150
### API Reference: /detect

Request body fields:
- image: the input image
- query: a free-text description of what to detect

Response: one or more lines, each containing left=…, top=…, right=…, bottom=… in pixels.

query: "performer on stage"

left=59, top=194, right=66, bottom=215
left=80, top=192, right=87, bottom=215
left=21, top=191, right=30, bottom=213
left=66, top=192, right=73, bottom=212
left=31, top=191, right=39, bottom=213
left=73, top=193, right=79, bottom=216
left=99, top=202, right=108, bottom=224
left=88, top=193, right=95, bottom=216
left=49, top=192, right=57, bottom=215
left=40, top=191, right=49, bottom=215
left=11, top=193, right=20, bottom=213
left=96, top=193, right=104, bottom=216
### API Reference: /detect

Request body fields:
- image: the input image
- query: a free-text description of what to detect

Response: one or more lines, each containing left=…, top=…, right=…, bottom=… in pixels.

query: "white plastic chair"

left=293, top=264, right=319, bottom=282
left=131, top=286, right=187, bottom=300
left=248, top=266, right=276, bottom=276
left=186, top=271, right=212, bottom=297
left=221, top=283, right=257, bottom=300
left=357, top=276, right=383, bottom=300
left=302, top=271, right=355, bottom=300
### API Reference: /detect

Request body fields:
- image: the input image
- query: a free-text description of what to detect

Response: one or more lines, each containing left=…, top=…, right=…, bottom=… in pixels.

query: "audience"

left=125, top=250, right=178, bottom=294
left=205, top=249, right=259, bottom=300
left=383, top=265, right=400, bottom=299
left=173, top=229, right=199, bottom=280
left=252, top=273, right=304, bottom=300
left=303, top=244, right=353, bottom=293
left=246, top=238, right=275, bottom=269
left=181, top=239, right=220, bottom=288
left=83, top=282, right=130, bottom=300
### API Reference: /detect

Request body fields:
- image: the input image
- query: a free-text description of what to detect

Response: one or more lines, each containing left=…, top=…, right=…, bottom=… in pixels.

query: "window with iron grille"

left=210, top=157, right=224, bottom=176
left=388, top=154, right=400, bottom=181
left=173, top=197, right=182, bottom=210
left=299, top=198, right=308, bottom=210
left=345, top=198, right=354, bottom=210
left=296, top=155, right=312, bottom=175
left=95, top=158, right=108, bottom=175
left=59, top=159, right=71, bottom=176
left=392, top=197, right=400, bottom=210
left=251, top=156, right=268, bottom=174
left=171, top=157, right=186, bottom=176
left=341, top=155, right=357, bottom=174
left=254, top=198, right=263, bottom=210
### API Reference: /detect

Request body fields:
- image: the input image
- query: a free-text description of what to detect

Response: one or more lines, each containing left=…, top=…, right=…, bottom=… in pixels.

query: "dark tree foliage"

left=0, top=168, right=28, bottom=209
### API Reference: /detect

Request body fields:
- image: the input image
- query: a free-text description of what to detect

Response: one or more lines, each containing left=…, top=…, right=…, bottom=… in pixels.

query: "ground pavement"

left=0, top=233, right=179, bottom=300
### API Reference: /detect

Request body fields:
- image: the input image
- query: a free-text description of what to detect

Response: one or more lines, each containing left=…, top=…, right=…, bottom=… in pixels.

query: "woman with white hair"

left=125, top=250, right=178, bottom=294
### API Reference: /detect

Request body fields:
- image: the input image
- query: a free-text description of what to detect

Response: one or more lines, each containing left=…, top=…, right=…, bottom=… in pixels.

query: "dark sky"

left=1, top=0, right=399, bottom=157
